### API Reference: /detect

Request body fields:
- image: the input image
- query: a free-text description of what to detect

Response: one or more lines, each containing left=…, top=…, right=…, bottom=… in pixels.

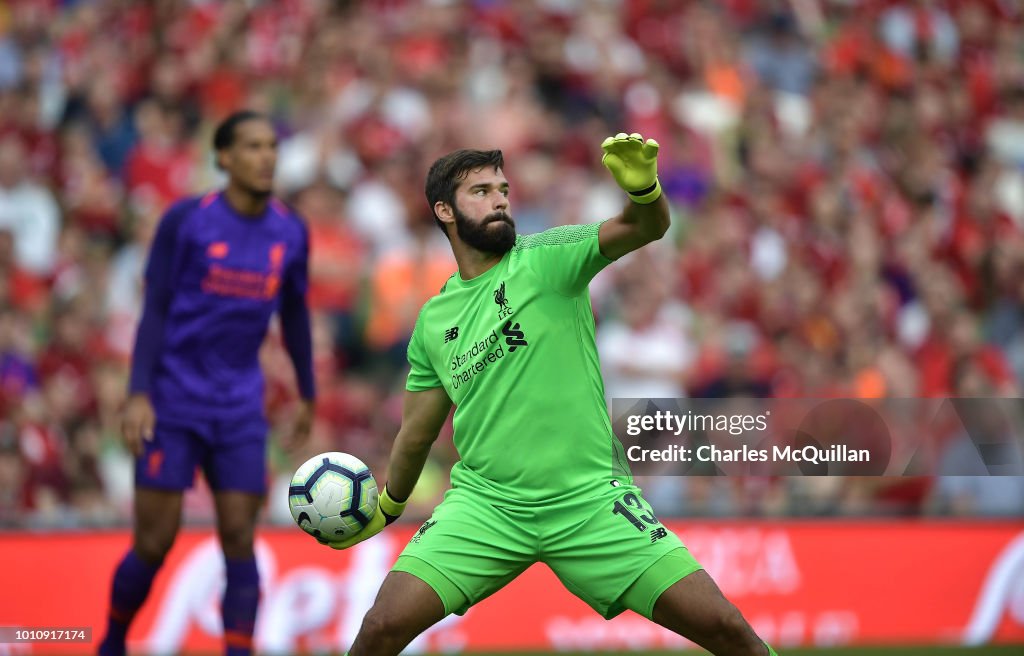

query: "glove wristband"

left=379, top=485, right=407, bottom=525
left=627, top=178, right=662, bottom=205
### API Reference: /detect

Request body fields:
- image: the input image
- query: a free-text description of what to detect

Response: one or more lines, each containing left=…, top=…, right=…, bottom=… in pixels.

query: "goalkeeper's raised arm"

left=597, top=132, right=670, bottom=261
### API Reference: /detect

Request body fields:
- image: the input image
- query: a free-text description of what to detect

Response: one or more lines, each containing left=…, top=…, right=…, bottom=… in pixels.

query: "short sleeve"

left=514, top=221, right=614, bottom=296
left=143, top=197, right=196, bottom=296
left=406, top=307, right=442, bottom=391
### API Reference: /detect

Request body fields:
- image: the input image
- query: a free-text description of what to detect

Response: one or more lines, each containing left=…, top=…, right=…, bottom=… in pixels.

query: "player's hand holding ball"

left=601, top=132, right=661, bottom=204
left=321, top=486, right=407, bottom=550
left=287, top=451, right=407, bottom=550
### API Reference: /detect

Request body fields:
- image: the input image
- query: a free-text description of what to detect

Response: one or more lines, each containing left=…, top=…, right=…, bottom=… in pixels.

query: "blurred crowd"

left=0, top=0, right=1022, bottom=529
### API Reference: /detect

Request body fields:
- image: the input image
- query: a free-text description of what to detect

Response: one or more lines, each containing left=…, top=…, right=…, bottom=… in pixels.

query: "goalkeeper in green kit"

left=330, top=133, right=779, bottom=655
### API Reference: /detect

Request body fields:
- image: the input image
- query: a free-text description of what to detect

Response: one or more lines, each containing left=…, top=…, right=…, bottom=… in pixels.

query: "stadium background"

left=0, top=0, right=1021, bottom=653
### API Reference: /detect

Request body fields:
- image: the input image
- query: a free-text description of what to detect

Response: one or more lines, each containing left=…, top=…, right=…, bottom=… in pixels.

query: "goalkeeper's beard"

left=453, top=205, right=516, bottom=255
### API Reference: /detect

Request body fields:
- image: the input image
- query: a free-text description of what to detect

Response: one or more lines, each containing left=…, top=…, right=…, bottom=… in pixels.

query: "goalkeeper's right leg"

left=348, top=571, right=448, bottom=656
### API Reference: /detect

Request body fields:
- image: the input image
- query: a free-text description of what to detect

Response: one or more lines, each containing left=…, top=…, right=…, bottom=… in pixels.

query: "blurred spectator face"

left=150, top=56, right=188, bottom=104
left=849, top=215, right=881, bottom=271
left=0, top=92, right=15, bottom=126
left=957, top=2, right=991, bottom=42
left=216, top=118, right=278, bottom=196
left=0, top=441, right=25, bottom=509
left=810, top=184, right=844, bottom=231
left=0, top=307, right=14, bottom=351
left=950, top=361, right=1014, bottom=440
left=991, top=237, right=1023, bottom=291
left=946, top=84, right=972, bottom=125
left=0, top=308, right=30, bottom=363
left=913, top=85, right=946, bottom=132
left=60, top=123, right=95, bottom=160
left=53, top=309, right=87, bottom=351
left=950, top=311, right=980, bottom=355
left=0, top=137, right=27, bottom=188
left=919, top=267, right=961, bottom=321
left=41, top=371, right=81, bottom=425
left=953, top=359, right=992, bottom=397
left=90, top=361, right=124, bottom=413
left=0, top=230, right=14, bottom=267
left=295, top=183, right=342, bottom=225
left=14, top=90, right=40, bottom=131
left=1004, top=89, right=1024, bottom=130
left=133, top=100, right=166, bottom=146
left=85, top=73, right=124, bottom=124
left=965, top=157, right=1001, bottom=219
left=21, top=45, right=49, bottom=88
left=127, top=205, right=159, bottom=247
left=622, top=286, right=661, bottom=330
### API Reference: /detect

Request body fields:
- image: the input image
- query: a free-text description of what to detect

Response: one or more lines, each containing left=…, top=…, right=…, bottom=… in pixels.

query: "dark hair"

left=424, top=149, right=504, bottom=233
left=213, top=110, right=267, bottom=151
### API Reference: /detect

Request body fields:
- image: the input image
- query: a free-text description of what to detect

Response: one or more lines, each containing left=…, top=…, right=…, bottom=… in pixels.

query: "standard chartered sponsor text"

left=451, top=329, right=505, bottom=389
left=626, top=444, right=871, bottom=464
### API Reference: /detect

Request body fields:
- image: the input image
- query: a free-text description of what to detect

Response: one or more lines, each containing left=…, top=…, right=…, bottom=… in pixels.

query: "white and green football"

left=288, top=452, right=378, bottom=543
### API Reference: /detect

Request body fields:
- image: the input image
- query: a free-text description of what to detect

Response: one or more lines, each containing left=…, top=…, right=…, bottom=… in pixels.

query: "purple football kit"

left=129, top=191, right=315, bottom=493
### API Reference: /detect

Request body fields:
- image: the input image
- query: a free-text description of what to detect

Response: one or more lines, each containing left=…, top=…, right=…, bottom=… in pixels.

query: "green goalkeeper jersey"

left=406, top=221, right=633, bottom=503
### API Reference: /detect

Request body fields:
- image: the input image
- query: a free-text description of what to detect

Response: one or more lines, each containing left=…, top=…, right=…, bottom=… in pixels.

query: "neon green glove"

left=318, top=485, right=407, bottom=550
left=601, top=132, right=662, bottom=204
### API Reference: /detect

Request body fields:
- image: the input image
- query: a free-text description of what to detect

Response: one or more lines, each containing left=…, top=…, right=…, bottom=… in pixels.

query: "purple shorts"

left=135, top=414, right=268, bottom=494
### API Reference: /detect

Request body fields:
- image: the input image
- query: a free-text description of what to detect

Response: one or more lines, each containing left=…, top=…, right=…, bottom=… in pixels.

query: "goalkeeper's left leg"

left=621, top=562, right=775, bottom=655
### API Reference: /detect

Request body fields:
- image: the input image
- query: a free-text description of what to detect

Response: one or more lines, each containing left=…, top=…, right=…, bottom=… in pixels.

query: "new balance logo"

left=501, top=320, right=528, bottom=352
left=650, top=527, right=668, bottom=543
left=494, top=281, right=514, bottom=320
left=207, top=242, right=229, bottom=259
left=443, top=326, right=459, bottom=343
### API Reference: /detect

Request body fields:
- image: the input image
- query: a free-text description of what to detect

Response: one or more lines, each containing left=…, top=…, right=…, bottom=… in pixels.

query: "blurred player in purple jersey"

left=98, top=111, right=315, bottom=656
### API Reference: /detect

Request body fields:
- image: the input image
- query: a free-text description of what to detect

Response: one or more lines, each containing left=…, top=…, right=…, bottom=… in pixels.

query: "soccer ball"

left=288, top=452, right=378, bottom=543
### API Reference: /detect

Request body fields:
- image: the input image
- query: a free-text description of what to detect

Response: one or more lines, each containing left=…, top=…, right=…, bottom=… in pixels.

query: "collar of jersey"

left=216, top=192, right=273, bottom=222
left=451, top=251, right=509, bottom=288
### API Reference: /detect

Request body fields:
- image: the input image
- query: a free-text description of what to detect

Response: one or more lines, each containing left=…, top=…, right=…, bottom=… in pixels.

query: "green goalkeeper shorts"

left=392, top=480, right=702, bottom=619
